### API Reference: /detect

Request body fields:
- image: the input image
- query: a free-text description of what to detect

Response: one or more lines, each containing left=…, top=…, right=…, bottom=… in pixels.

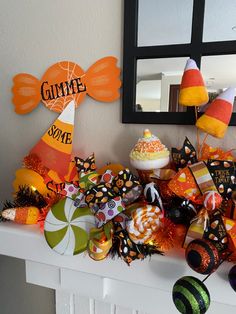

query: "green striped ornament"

left=172, top=276, right=210, bottom=314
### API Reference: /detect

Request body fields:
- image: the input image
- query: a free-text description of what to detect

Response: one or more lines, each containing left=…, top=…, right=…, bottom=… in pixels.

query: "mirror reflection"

left=138, top=0, right=193, bottom=47
left=203, top=0, right=236, bottom=42
left=136, top=57, right=189, bottom=112
left=200, top=54, right=236, bottom=112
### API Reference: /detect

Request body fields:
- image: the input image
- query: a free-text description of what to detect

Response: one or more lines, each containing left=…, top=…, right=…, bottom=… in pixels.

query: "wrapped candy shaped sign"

left=12, top=57, right=121, bottom=113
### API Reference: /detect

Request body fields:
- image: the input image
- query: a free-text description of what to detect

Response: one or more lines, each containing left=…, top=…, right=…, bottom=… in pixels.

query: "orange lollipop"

left=12, top=57, right=121, bottom=114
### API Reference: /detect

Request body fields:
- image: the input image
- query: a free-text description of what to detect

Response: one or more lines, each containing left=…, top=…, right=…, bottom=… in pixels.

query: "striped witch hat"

left=30, top=100, right=75, bottom=176
left=179, top=59, right=209, bottom=106
left=196, top=87, right=235, bottom=138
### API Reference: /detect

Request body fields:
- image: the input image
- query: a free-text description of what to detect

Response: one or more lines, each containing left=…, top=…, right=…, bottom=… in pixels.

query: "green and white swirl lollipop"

left=44, top=198, right=95, bottom=255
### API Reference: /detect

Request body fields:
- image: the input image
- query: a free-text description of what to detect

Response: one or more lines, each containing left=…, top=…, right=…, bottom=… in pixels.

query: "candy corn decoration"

left=196, top=87, right=235, bottom=138
left=179, top=59, right=209, bottom=107
left=1, top=206, right=40, bottom=224
left=30, top=100, right=75, bottom=176
left=12, top=57, right=121, bottom=114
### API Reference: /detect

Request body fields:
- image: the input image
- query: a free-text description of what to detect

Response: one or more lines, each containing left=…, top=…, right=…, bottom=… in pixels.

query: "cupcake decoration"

left=129, top=129, right=169, bottom=182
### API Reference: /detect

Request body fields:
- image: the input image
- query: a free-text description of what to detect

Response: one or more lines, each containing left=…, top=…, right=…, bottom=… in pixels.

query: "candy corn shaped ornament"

left=12, top=57, right=121, bottom=114
left=1, top=207, right=40, bottom=224
left=196, top=87, right=235, bottom=138
left=179, top=59, right=209, bottom=107
left=30, top=100, right=75, bottom=176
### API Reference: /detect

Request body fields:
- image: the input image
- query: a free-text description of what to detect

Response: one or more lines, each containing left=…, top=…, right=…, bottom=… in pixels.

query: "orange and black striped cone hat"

left=30, top=100, right=75, bottom=176
left=196, top=87, right=235, bottom=138
left=179, top=59, right=209, bottom=107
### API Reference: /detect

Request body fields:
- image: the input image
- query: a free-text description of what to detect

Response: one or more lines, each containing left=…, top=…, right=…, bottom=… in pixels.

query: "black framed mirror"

left=122, top=0, right=236, bottom=125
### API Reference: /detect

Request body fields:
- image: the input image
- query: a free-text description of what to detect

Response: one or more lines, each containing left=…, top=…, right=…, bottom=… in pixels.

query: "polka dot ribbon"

left=95, top=196, right=125, bottom=228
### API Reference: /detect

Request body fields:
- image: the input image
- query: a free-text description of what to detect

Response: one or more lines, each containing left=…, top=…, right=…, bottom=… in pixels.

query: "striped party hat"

left=30, top=100, right=75, bottom=176
left=196, top=87, right=235, bottom=138
left=179, top=59, right=209, bottom=106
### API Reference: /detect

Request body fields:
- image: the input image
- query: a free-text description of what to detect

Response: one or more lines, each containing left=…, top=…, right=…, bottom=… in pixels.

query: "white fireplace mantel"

left=0, top=222, right=236, bottom=314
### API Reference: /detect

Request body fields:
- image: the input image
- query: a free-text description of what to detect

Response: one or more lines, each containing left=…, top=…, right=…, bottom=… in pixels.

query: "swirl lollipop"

left=126, top=205, right=162, bottom=244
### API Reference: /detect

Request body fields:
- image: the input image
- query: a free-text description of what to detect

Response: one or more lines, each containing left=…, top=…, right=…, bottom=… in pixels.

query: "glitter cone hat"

left=30, top=100, right=75, bottom=176
left=179, top=59, right=209, bottom=107
left=196, top=87, right=235, bottom=138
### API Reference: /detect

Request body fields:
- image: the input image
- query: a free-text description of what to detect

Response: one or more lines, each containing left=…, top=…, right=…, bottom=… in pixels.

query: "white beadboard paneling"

left=94, top=300, right=111, bottom=314
left=74, top=295, right=91, bottom=314
left=56, top=290, right=75, bottom=314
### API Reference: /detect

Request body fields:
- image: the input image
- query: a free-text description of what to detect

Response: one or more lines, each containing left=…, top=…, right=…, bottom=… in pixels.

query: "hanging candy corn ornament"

left=30, top=100, right=75, bottom=177
left=179, top=59, right=209, bottom=107
left=196, top=87, right=235, bottom=138
left=12, top=57, right=121, bottom=114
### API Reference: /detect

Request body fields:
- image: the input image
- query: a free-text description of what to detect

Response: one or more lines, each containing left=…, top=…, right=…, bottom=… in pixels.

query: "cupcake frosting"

left=130, top=129, right=169, bottom=161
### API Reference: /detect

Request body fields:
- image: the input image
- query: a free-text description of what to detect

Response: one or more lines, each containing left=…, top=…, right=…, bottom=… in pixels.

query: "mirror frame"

left=122, top=0, right=236, bottom=125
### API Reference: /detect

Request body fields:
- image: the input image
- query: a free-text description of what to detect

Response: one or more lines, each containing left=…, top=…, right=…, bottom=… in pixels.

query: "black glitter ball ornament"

left=185, top=239, right=220, bottom=275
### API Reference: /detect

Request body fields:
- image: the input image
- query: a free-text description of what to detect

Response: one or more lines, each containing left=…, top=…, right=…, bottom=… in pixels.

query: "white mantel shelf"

left=0, top=222, right=236, bottom=314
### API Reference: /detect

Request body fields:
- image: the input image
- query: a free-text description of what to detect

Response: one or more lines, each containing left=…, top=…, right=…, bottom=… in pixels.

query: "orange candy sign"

left=12, top=56, right=121, bottom=114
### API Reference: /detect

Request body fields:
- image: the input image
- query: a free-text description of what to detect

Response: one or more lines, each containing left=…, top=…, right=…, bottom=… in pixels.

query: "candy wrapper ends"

left=171, top=137, right=198, bottom=170
left=112, top=169, right=142, bottom=205
left=196, top=87, right=235, bottom=138
left=100, top=170, right=115, bottom=184
left=75, top=153, right=96, bottom=174
left=30, top=101, right=75, bottom=177
left=79, top=171, right=99, bottom=191
left=61, top=182, right=80, bottom=198
left=200, top=143, right=235, bottom=161
left=223, top=217, right=236, bottom=251
left=184, top=211, right=228, bottom=252
left=85, top=182, right=115, bottom=208
left=183, top=220, right=205, bottom=249
left=178, top=58, right=209, bottom=107
left=168, top=167, right=201, bottom=202
left=95, top=196, right=125, bottom=228
left=111, top=227, right=163, bottom=265
left=206, top=159, right=236, bottom=198
left=126, top=205, right=162, bottom=244
left=44, top=160, right=79, bottom=194
left=12, top=57, right=121, bottom=114
left=203, top=212, right=228, bottom=252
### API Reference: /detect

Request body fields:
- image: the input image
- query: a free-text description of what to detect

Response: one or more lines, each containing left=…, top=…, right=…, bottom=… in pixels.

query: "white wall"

left=0, top=1, right=236, bottom=313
